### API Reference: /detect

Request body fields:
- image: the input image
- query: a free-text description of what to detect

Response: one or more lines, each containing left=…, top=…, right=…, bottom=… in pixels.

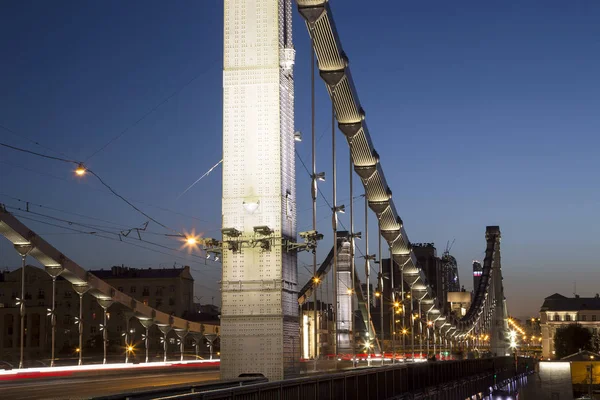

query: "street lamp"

left=14, top=243, right=33, bottom=369
left=73, top=284, right=89, bottom=365
left=75, top=163, right=87, bottom=176
left=45, top=265, right=63, bottom=367
left=97, top=298, right=114, bottom=364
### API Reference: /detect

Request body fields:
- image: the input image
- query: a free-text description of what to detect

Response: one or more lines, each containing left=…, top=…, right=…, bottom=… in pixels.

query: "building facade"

left=540, top=293, right=600, bottom=359
left=0, top=265, right=212, bottom=365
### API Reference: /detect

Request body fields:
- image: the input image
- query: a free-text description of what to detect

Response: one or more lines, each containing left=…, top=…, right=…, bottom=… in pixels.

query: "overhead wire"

left=1, top=141, right=181, bottom=234
left=0, top=141, right=79, bottom=164
left=8, top=212, right=221, bottom=272
left=177, top=159, right=223, bottom=200
left=0, top=161, right=218, bottom=226
left=84, top=61, right=219, bottom=163
left=0, top=123, right=71, bottom=159
left=0, top=194, right=133, bottom=229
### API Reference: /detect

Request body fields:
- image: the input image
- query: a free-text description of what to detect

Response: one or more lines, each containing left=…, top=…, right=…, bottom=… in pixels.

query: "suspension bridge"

left=0, top=0, right=523, bottom=398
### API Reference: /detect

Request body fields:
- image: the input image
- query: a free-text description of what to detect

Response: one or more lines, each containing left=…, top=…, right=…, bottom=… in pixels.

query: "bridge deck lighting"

left=313, top=277, right=320, bottom=284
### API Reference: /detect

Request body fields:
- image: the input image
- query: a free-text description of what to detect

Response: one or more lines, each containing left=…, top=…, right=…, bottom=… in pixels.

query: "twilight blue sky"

left=1, top=1, right=599, bottom=317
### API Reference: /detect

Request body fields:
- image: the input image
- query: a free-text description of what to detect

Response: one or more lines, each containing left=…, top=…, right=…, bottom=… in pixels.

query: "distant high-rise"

left=442, top=252, right=460, bottom=293
left=413, top=243, right=446, bottom=307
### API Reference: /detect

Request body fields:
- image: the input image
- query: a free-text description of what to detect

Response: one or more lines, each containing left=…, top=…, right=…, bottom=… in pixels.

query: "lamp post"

left=45, top=265, right=63, bottom=367
left=14, top=243, right=33, bottom=369
left=158, top=325, right=172, bottom=363
left=205, top=333, right=218, bottom=360
left=175, top=329, right=188, bottom=362
left=97, top=298, right=113, bottom=364
left=73, top=284, right=89, bottom=365
left=138, top=318, right=153, bottom=363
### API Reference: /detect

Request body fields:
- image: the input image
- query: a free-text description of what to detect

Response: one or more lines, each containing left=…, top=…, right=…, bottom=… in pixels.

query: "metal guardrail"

left=151, top=357, right=534, bottom=400
left=92, top=376, right=268, bottom=400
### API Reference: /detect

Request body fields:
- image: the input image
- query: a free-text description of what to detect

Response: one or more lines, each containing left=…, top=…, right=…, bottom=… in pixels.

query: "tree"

left=554, top=324, right=592, bottom=359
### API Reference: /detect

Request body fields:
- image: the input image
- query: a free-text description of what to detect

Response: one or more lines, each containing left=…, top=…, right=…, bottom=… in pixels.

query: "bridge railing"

left=161, top=357, right=534, bottom=400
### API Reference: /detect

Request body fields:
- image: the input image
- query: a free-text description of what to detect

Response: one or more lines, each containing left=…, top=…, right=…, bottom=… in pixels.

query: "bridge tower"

left=221, top=0, right=298, bottom=380
left=487, top=226, right=510, bottom=356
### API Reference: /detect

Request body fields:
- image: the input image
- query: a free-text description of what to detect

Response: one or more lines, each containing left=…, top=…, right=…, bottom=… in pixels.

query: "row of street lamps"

left=11, top=242, right=218, bottom=369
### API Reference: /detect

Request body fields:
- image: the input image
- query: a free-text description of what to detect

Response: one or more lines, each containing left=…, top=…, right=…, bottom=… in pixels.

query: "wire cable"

left=0, top=124, right=71, bottom=159
left=0, top=161, right=218, bottom=226
left=9, top=212, right=221, bottom=270
left=84, top=64, right=217, bottom=162
left=0, top=141, right=181, bottom=234
left=0, top=142, right=79, bottom=164
left=86, top=169, right=176, bottom=233
left=176, top=159, right=222, bottom=200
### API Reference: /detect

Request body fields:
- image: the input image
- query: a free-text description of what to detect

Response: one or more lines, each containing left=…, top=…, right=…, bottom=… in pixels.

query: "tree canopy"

left=554, top=323, right=592, bottom=359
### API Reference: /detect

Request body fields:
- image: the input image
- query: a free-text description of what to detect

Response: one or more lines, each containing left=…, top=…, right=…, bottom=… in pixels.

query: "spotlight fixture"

left=253, top=226, right=273, bottom=236
left=222, top=228, right=242, bottom=237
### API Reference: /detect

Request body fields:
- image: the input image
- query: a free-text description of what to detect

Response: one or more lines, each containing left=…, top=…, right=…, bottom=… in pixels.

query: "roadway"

left=0, top=370, right=220, bottom=400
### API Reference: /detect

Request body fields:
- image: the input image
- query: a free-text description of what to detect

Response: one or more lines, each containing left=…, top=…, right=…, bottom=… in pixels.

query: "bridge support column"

left=221, top=0, right=298, bottom=381
left=138, top=318, right=153, bottom=363
left=205, top=333, right=218, bottom=360
left=97, top=298, right=113, bottom=364
left=15, top=243, right=33, bottom=369
left=45, top=266, right=62, bottom=368
left=73, top=284, right=89, bottom=365
left=175, top=328, right=188, bottom=362
left=123, top=312, right=134, bottom=363
left=487, top=227, right=510, bottom=357
left=157, top=324, right=171, bottom=363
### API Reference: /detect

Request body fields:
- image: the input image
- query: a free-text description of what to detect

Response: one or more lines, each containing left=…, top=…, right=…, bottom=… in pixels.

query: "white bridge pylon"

left=0, top=207, right=217, bottom=336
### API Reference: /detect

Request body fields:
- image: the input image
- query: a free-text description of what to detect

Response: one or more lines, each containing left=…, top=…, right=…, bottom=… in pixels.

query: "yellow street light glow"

left=394, top=302, right=400, bottom=308
left=127, top=345, right=134, bottom=352
left=75, top=348, right=80, bottom=353
left=313, top=277, right=320, bottom=284
left=75, top=163, right=86, bottom=176
left=374, top=291, right=381, bottom=297
left=347, top=288, right=353, bottom=295
left=427, top=321, right=433, bottom=327
left=402, top=328, right=408, bottom=335
left=180, top=229, right=202, bottom=252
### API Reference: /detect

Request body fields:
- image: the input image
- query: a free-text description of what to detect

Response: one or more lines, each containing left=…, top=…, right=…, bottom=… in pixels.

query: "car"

left=492, top=389, right=518, bottom=400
